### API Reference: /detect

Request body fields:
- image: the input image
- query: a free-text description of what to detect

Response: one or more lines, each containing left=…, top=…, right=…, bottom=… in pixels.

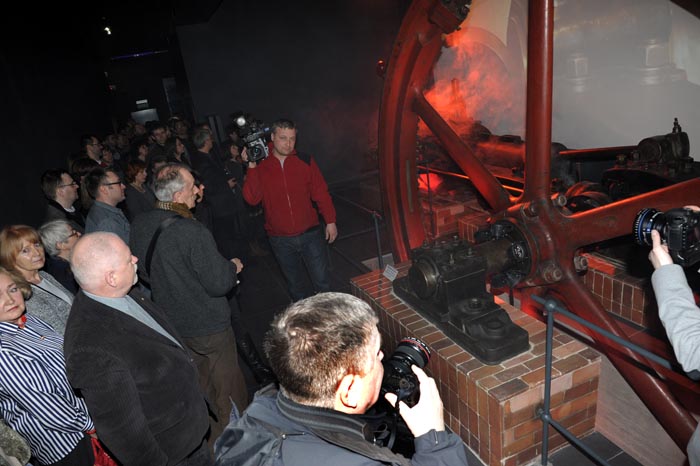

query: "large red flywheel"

left=378, top=0, right=700, bottom=450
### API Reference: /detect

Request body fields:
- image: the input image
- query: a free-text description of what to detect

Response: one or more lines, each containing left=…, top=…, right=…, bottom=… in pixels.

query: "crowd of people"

left=2, top=108, right=699, bottom=466
left=0, top=114, right=468, bottom=466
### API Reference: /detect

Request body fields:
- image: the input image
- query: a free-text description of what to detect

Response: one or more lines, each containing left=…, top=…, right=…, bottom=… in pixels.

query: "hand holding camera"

left=635, top=205, right=700, bottom=267
left=649, top=230, right=674, bottom=270
left=384, top=365, right=445, bottom=438
left=380, top=337, right=445, bottom=437
left=235, top=116, right=269, bottom=164
left=241, top=147, right=256, bottom=168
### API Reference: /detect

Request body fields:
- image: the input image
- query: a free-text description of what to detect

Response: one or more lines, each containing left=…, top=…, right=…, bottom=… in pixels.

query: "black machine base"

left=393, top=277, right=529, bottom=365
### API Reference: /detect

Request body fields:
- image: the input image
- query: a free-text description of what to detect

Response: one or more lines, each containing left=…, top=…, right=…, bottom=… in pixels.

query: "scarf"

left=155, top=201, right=194, bottom=219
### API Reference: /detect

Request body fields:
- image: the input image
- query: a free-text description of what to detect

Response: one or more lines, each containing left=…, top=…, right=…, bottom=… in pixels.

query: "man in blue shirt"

left=84, top=168, right=130, bottom=244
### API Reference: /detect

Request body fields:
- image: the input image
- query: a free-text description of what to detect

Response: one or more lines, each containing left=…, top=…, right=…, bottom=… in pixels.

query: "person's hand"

left=685, top=205, right=700, bottom=212
left=227, top=178, right=238, bottom=189
left=231, top=258, right=244, bottom=274
left=384, top=366, right=445, bottom=438
left=648, top=230, right=673, bottom=270
left=241, top=148, right=256, bottom=168
left=325, top=223, right=338, bottom=243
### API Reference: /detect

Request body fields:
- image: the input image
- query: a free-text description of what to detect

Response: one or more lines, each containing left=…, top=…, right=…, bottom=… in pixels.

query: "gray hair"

left=264, top=292, right=378, bottom=407
left=153, top=163, right=188, bottom=202
left=38, top=220, right=73, bottom=256
left=192, top=128, right=212, bottom=150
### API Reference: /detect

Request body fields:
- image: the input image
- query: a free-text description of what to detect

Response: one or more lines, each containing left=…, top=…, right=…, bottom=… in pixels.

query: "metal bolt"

left=542, top=263, right=563, bottom=282
left=524, top=202, right=539, bottom=217
left=552, top=193, right=567, bottom=207
left=573, top=255, right=588, bottom=273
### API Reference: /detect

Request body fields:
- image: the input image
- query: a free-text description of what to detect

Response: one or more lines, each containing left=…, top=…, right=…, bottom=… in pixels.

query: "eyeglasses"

left=102, top=181, right=123, bottom=187
left=67, top=230, right=80, bottom=239
left=58, top=182, right=78, bottom=188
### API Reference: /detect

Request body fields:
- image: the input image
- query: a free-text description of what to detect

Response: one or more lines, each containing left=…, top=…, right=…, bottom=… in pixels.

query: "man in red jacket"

left=242, top=119, right=337, bottom=301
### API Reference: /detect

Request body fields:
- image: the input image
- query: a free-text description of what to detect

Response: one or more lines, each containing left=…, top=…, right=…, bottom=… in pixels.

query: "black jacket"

left=44, top=199, right=86, bottom=231
left=63, top=289, right=210, bottom=466
left=191, top=150, right=238, bottom=219
left=215, top=386, right=469, bottom=466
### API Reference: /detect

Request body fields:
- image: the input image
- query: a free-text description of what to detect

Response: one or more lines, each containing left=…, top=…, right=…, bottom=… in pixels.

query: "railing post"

left=373, top=213, right=384, bottom=270
left=540, top=300, right=555, bottom=466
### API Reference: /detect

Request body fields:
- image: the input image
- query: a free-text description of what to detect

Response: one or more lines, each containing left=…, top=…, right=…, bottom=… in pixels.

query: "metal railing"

left=531, top=294, right=684, bottom=466
left=330, top=192, right=386, bottom=271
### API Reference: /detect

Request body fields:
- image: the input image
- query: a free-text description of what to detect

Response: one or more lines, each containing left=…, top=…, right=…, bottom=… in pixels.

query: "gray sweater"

left=26, top=271, right=73, bottom=335
left=129, top=208, right=237, bottom=338
left=651, top=264, right=700, bottom=466
left=651, top=264, right=700, bottom=372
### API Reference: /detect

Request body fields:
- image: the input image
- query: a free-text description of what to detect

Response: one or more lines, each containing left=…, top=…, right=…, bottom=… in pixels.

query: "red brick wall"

left=351, top=267, right=601, bottom=465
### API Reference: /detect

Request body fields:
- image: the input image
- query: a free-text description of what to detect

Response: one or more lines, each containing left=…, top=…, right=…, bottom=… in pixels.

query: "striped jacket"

left=0, top=314, right=93, bottom=464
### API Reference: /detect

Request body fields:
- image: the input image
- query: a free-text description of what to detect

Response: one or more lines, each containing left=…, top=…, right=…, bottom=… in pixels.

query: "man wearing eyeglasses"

left=41, top=169, right=86, bottom=231
left=80, top=134, right=104, bottom=164
left=84, top=167, right=130, bottom=243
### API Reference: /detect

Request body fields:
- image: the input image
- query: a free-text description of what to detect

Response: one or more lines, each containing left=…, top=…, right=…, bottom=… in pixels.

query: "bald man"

left=64, top=232, right=212, bottom=466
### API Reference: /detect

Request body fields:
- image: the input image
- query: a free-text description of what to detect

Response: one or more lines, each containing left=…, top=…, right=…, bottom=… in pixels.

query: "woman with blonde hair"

left=0, top=267, right=95, bottom=465
left=0, top=225, right=73, bottom=334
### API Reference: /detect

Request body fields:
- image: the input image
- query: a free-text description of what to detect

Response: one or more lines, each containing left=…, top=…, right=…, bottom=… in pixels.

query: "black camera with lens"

left=381, top=337, right=431, bottom=408
left=634, top=207, right=700, bottom=267
left=234, top=116, right=270, bottom=163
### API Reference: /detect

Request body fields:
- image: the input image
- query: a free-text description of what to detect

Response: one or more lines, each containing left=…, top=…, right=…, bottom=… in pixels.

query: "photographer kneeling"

left=648, top=205, right=700, bottom=466
left=214, top=292, right=469, bottom=466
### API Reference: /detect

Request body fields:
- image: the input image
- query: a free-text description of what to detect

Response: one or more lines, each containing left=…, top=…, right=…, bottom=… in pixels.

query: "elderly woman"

left=38, top=220, right=81, bottom=294
left=0, top=267, right=95, bottom=465
left=0, top=225, right=73, bottom=335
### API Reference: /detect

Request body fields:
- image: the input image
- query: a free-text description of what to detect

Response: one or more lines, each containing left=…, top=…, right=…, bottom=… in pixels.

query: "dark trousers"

left=269, top=227, right=330, bottom=301
left=45, top=435, right=94, bottom=466
left=173, top=439, right=213, bottom=466
left=183, top=328, right=249, bottom=447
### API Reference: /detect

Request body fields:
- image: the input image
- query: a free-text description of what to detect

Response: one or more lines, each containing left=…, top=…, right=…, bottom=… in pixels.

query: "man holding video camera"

left=214, top=292, right=469, bottom=466
left=648, top=205, right=700, bottom=466
left=242, top=119, right=337, bottom=301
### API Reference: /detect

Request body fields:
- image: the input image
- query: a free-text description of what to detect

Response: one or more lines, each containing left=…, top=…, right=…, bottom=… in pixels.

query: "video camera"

left=234, top=115, right=270, bottom=163
left=634, top=207, right=700, bottom=267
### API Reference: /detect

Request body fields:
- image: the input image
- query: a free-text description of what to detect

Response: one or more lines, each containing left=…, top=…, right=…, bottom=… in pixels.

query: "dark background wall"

left=177, top=0, right=407, bottom=182
left=0, top=15, right=112, bottom=227
left=0, top=1, right=406, bottom=228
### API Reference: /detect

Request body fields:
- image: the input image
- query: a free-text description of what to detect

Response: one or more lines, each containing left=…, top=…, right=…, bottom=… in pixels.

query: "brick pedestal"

left=351, top=266, right=601, bottom=466
left=420, top=190, right=487, bottom=237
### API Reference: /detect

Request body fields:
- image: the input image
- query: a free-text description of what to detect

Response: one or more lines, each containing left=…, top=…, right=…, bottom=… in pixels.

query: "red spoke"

left=413, top=92, right=513, bottom=211
left=566, top=178, right=700, bottom=249
left=549, top=279, right=696, bottom=448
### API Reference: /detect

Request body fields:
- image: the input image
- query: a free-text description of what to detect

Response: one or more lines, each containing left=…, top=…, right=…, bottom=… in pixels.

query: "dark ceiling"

left=95, top=0, right=223, bottom=59
left=0, top=1, right=222, bottom=61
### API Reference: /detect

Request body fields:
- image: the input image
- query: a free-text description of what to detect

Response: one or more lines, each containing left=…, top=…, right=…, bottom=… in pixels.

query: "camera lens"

left=633, top=208, right=666, bottom=246
left=380, top=337, right=431, bottom=408
left=393, top=337, right=431, bottom=369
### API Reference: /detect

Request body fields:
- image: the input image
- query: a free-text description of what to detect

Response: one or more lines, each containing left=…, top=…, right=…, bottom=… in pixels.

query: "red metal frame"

left=378, top=0, right=700, bottom=450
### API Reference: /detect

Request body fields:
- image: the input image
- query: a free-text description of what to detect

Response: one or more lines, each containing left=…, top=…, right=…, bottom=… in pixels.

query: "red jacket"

left=243, top=151, right=336, bottom=237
